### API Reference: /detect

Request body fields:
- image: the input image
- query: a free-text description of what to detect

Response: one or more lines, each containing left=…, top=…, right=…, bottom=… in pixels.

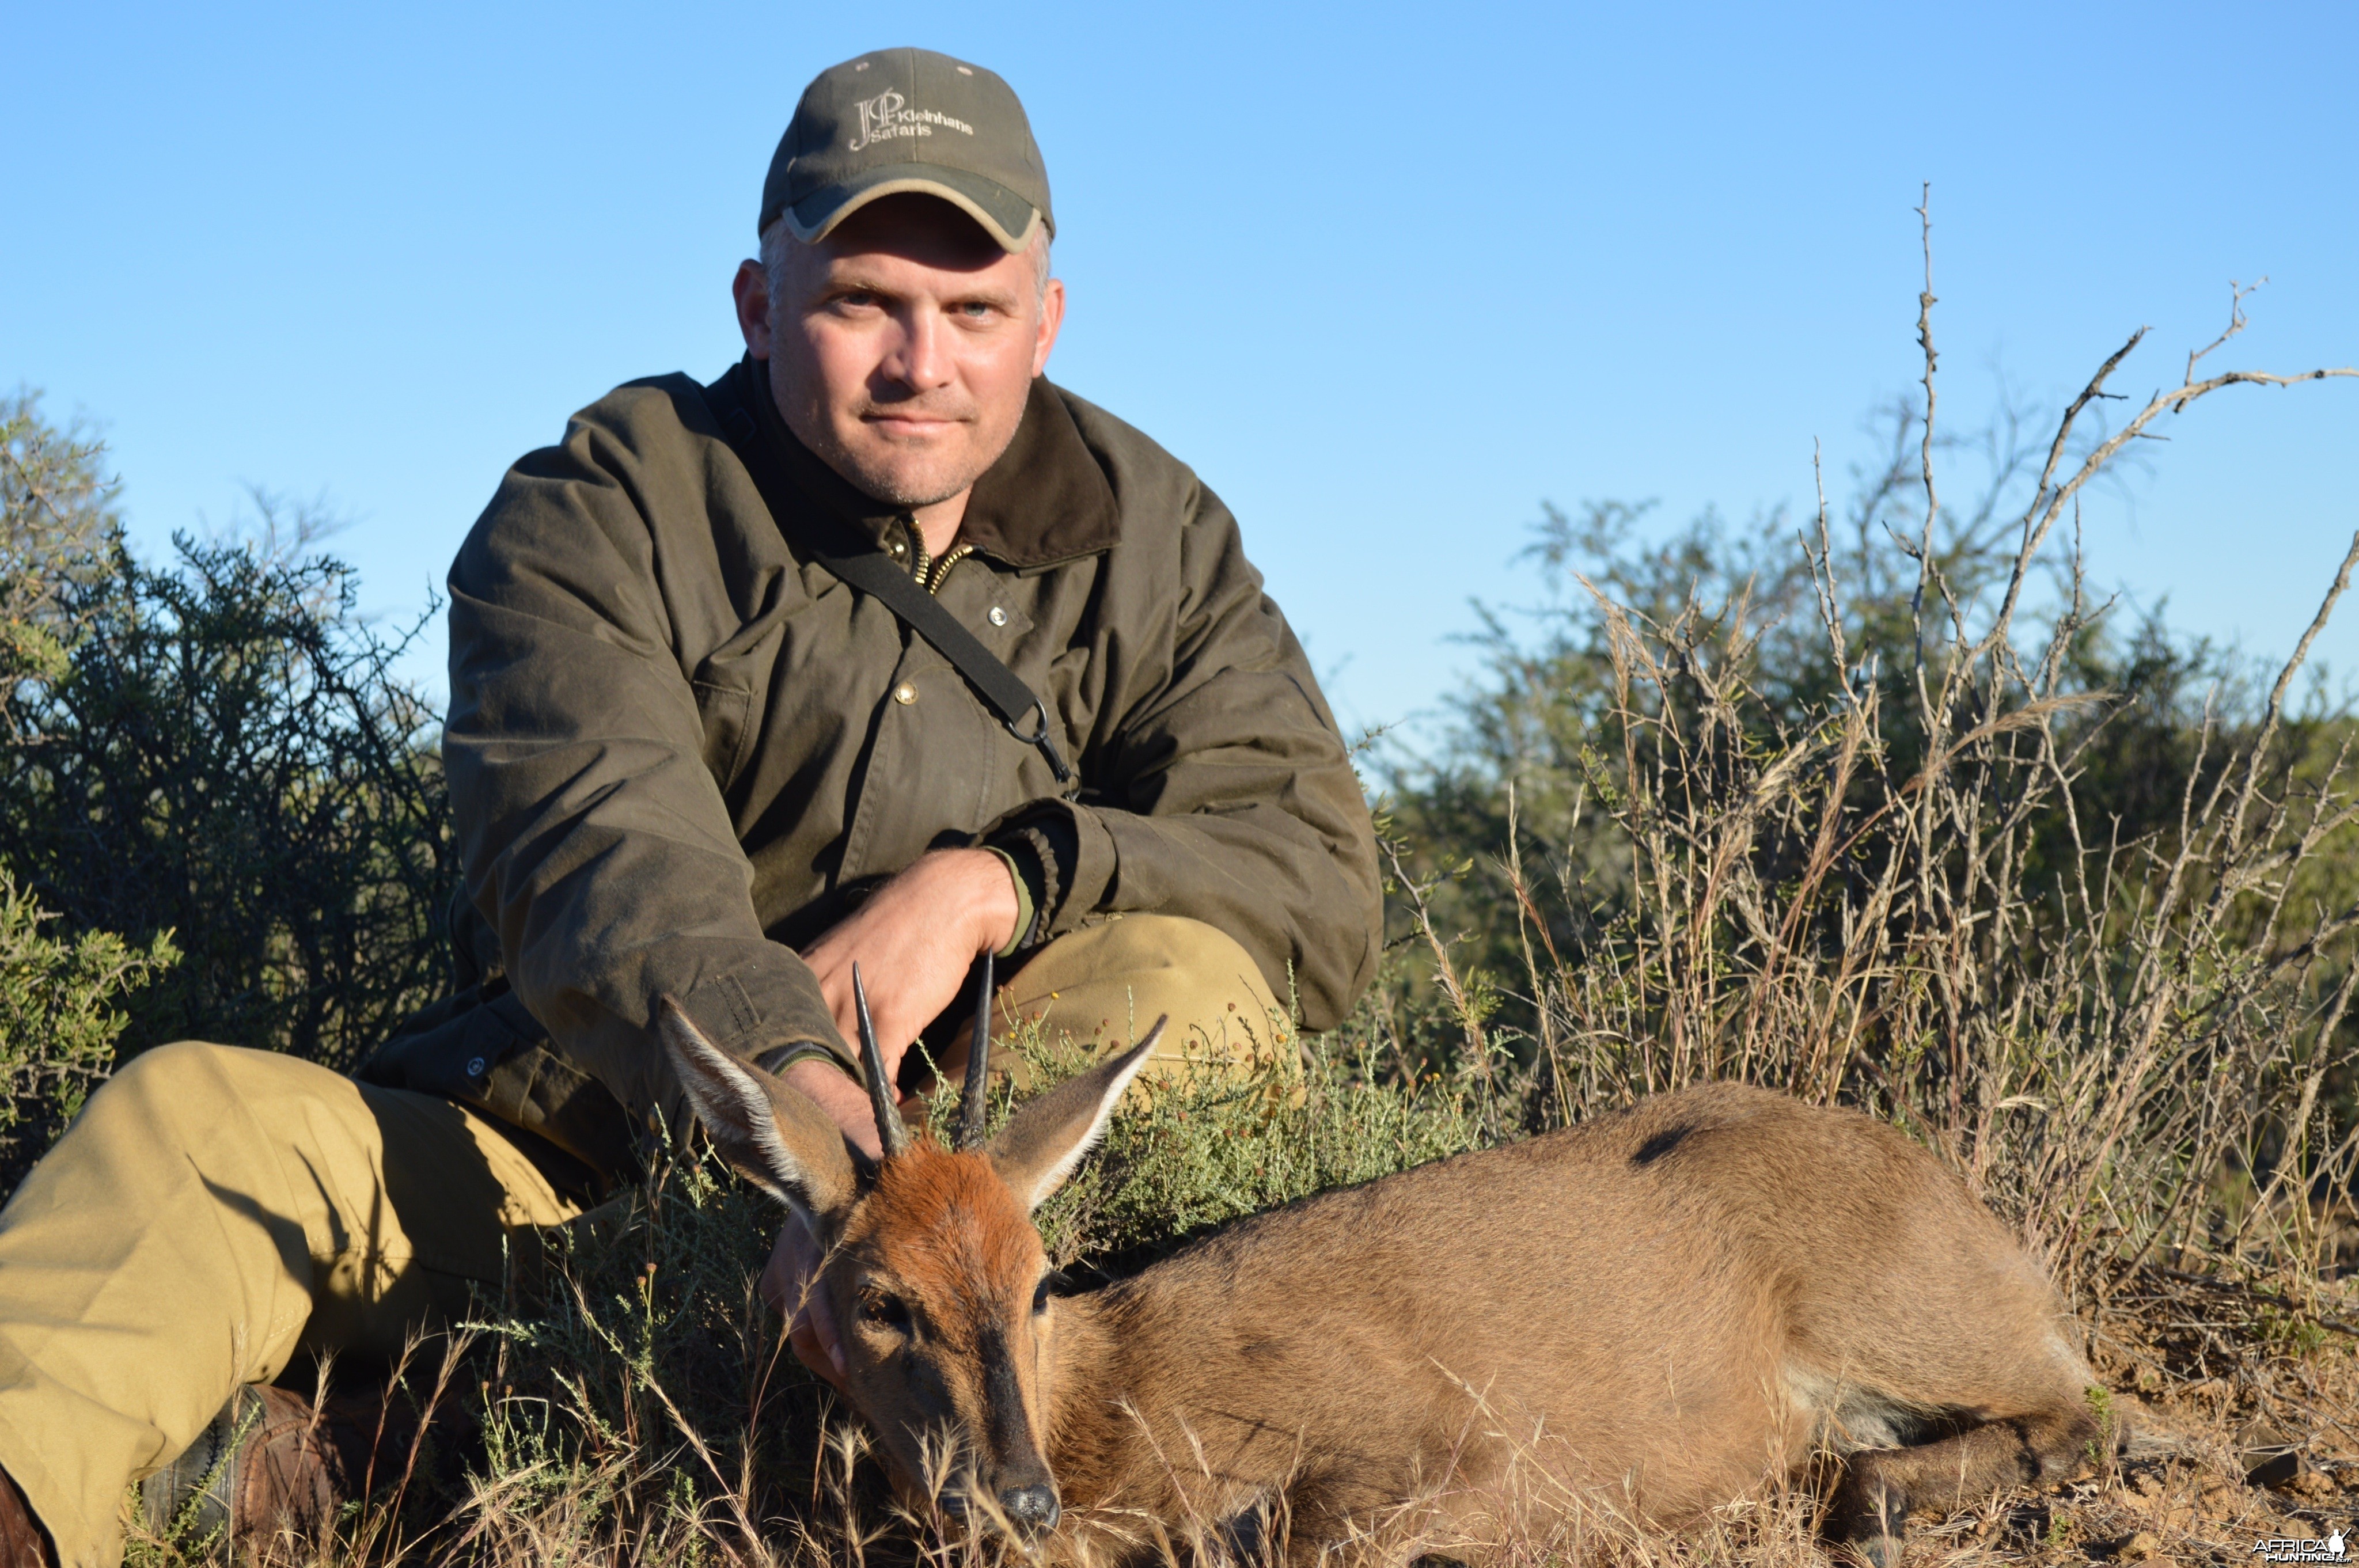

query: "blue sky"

left=5, top=1, right=2354, bottom=749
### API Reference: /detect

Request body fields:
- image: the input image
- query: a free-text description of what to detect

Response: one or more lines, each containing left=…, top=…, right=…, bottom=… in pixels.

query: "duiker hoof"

left=1829, top=1472, right=1909, bottom=1567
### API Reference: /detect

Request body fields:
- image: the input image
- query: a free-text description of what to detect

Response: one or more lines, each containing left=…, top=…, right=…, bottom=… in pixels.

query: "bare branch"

left=2186, top=276, right=2266, bottom=389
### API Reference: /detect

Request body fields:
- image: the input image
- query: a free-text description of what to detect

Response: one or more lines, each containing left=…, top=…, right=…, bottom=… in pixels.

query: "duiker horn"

left=851, top=963, right=912, bottom=1160
left=957, top=952, right=995, bottom=1152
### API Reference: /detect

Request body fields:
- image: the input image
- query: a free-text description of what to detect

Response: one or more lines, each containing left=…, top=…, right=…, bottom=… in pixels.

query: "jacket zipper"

left=925, top=544, right=974, bottom=595
left=904, top=532, right=974, bottom=597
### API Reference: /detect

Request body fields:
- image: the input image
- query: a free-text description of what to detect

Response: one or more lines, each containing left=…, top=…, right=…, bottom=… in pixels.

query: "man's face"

left=735, top=195, right=1064, bottom=512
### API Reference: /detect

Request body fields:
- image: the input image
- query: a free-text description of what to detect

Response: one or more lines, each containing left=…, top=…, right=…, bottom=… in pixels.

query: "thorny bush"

left=0, top=528, right=454, bottom=1083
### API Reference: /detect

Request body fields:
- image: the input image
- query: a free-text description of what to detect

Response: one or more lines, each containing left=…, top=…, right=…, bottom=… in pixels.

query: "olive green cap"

left=761, top=48, right=1053, bottom=254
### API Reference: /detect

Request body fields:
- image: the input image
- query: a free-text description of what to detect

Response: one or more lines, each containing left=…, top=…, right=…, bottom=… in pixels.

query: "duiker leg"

left=1826, top=1399, right=2112, bottom=1567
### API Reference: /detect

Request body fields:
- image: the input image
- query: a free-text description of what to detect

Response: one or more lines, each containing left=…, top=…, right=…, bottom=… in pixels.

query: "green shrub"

left=1018, top=1019, right=1481, bottom=1268
left=1, top=389, right=119, bottom=700
left=0, top=527, right=454, bottom=1069
left=1, top=394, right=454, bottom=1197
left=0, top=869, right=176, bottom=1188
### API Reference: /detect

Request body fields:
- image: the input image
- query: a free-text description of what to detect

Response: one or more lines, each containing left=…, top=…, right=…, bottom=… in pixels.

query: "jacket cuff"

left=980, top=800, right=1113, bottom=942
left=672, top=965, right=859, bottom=1080
left=752, top=1042, right=850, bottom=1078
left=979, top=845, right=1037, bottom=958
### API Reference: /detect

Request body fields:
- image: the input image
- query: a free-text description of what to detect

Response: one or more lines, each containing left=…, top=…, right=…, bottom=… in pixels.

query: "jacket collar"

left=735, top=356, right=1120, bottom=570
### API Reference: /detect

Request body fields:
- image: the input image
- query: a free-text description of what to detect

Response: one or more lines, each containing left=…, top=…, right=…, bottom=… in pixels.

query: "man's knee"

left=1002, top=914, right=1292, bottom=1073
left=79, top=1039, right=249, bottom=1136
left=22, top=1040, right=370, bottom=1234
left=78, top=1039, right=327, bottom=1141
left=1122, top=913, right=1287, bottom=1042
left=104, top=1038, right=242, bottom=1089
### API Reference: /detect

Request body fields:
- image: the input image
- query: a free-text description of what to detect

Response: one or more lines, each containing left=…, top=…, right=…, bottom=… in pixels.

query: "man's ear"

left=657, top=996, right=859, bottom=1239
left=732, top=257, right=774, bottom=359
left=988, top=1019, right=1161, bottom=1213
left=1030, top=274, right=1066, bottom=379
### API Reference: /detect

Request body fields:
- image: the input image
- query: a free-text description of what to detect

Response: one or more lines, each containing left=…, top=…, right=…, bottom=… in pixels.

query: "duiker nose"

left=998, top=1482, right=1059, bottom=1534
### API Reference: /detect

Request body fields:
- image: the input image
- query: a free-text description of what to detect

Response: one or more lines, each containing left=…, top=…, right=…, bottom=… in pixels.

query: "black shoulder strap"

left=705, top=373, right=1072, bottom=785
left=820, top=549, right=1072, bottom=784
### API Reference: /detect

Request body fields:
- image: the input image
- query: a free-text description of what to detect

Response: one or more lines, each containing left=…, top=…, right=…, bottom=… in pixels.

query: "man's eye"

left=837, top=290, right=878, bottom=309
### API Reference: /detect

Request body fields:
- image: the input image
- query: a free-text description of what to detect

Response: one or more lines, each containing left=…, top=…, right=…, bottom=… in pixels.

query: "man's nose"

left=883, top=309, right=953, bottom=390
left=997, top=1481, right=1059, bottom=1535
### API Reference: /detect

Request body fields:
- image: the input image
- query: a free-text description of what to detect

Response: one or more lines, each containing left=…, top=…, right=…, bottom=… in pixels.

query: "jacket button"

left=893, top=682, right=917, bottom=705
left=465, top=1056, right=487, bottom=1079
left=988, top=606, right=1007, bottom=627
left=889, top=540, right=907, bottom=557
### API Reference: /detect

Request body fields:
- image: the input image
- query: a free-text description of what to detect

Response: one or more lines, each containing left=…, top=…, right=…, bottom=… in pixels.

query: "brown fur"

left=658, top=1003, right=2114, bottom=1567
left=834, top=1149, right=1061, bottom=1512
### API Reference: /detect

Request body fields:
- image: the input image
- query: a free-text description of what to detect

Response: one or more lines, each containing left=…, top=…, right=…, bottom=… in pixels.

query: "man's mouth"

left=860, top=410, right=968, bottom=438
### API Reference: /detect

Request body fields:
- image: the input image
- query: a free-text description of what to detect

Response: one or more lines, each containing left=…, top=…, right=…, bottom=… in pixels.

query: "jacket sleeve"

left=443, top=396, right=852, bottom=1126
left=984, top=482, right=1383, bottom=1034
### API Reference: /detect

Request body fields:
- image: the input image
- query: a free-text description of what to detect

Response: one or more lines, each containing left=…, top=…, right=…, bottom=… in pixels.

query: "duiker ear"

left=657, top=996, right=859, bottom=1239
left=988, top=1018, right=1162, bottom=1213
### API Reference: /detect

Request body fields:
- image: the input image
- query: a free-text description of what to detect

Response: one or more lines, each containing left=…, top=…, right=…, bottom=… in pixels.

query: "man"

left=0, top=47, right=1379, bottom=1567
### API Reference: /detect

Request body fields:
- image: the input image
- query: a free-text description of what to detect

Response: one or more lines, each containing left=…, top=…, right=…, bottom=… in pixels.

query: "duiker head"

left=657, top=971, right=1155, bottom=1539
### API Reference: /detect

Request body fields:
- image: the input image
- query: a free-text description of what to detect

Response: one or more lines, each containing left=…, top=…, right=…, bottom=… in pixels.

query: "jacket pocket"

left=691, top=678, right=754, bottom=790
left=690, top=595, right=794, bottom=794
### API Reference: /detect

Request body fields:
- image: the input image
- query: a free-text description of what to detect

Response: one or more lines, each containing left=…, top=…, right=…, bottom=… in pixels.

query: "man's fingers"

left=800, top=852, right=1010, bottom=1079
left=788, top=1320, right=835, bottom=1386
left=814, top=967, right=914, bottom=1081
left=787, top=1319, right=848, bottom=1393
left=805, top=1270, right=845, bottom=1354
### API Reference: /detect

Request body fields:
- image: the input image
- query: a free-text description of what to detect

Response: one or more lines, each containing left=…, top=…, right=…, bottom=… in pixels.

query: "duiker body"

left=661, top=985, right=2112, bottom=1567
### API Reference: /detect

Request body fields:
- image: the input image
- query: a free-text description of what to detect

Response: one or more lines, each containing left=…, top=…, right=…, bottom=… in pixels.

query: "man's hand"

left=761, top=1212, right=849, bottom=1396
left=800, top=846, right=1019, bottom=1092
left=782, top=1057, right=896, bottom=1161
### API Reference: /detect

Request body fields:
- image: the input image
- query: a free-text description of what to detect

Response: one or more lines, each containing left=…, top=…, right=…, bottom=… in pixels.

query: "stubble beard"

left=784, top=387, right=997, bottom=512
left=766, top=354, right=1021, bottom=515
left=817, top=426, right=980, bottom=512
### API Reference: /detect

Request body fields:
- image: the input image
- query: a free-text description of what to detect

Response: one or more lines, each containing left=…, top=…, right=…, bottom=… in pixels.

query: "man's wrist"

left=979, top=811, right=1072, bottom=952
left=926, top=844, right=1021, bottom=958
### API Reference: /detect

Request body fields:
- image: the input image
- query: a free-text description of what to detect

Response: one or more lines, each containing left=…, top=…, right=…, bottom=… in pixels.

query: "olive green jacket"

left=363, top=358, right=1379, bottom=1182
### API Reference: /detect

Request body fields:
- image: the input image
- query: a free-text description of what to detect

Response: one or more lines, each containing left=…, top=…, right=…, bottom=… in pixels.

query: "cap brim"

left=780, top=163, right=1044, bottom=254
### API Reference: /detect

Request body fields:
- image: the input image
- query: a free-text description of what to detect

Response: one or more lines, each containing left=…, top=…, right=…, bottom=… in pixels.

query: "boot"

left=140, top=1384, right=340, bottom=1561
left=0, top=1467, right=52, bottom=1568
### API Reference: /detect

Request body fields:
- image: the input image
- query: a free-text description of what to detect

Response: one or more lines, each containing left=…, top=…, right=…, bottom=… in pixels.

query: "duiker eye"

left=863, top=1294, right=912, bottom=1332
left=1033, top=1271, right=1070, bottom=1315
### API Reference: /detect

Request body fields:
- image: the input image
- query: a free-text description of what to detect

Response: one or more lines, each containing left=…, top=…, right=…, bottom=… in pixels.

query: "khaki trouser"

left=991, top=912, right=1290, bottom=1086
left=0, top=914, right=1275, bottom=1567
